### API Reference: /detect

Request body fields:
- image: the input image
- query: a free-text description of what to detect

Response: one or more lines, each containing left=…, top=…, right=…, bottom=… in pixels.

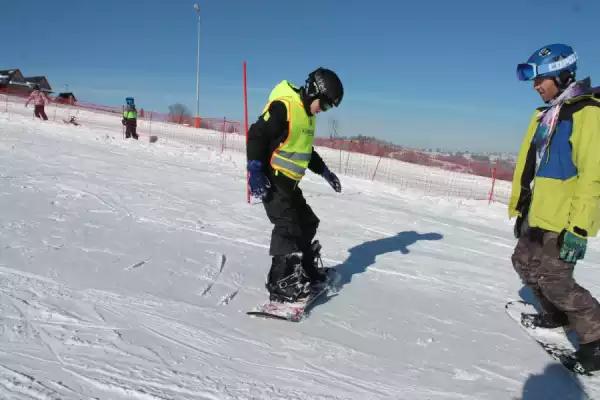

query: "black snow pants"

left=125, top=122, right=138, bottom=139
left=263, top=170, right=320, bottom=256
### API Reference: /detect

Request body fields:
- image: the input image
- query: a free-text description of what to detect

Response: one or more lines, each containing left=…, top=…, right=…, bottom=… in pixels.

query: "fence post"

left=221, top=117, right=226, bottom=153
left=488, top=159, right=499, bottom=205
left=122, top=106, right=125, bottom=139
left=344, top=150, right=351, bottom=175
left=372, top=156, right=382, bottom=181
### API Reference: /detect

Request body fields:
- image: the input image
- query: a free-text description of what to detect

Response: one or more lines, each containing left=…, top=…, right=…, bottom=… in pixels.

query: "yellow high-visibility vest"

left=263, top=80, right=315, bottom=181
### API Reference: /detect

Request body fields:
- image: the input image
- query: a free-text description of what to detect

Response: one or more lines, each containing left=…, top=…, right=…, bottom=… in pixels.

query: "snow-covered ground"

left=1, top=112, right=598, bottom=399
left=1, top=93, right=511, bottom=205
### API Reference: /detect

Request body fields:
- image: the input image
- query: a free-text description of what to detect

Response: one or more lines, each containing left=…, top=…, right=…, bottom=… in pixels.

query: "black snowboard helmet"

left=303, top=67, right=344, bottom=112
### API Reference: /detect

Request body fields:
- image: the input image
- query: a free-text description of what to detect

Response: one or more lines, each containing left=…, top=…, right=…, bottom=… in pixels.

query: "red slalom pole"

left=243, top=61, right=250, bottom=204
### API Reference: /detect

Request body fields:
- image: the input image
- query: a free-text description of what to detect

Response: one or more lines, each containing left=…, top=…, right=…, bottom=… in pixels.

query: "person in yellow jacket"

left=122, top=97, right=139, bottom=140
left=246, top=67, right=343, bottom=303
left=510, top=43, right=600, bottom=372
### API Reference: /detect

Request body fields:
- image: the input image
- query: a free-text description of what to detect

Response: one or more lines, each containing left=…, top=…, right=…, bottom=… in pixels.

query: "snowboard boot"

left=266, top=253, right=311, bottom=303
left=521, top=311, right=570, bottom=331
left=301, top=240, right=330, bottom=285
left=575, top=338, right=600, bottom=373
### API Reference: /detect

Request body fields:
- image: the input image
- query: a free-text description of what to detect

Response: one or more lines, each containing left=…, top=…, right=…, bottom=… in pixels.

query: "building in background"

left=0, top=68, right=53, bottom=95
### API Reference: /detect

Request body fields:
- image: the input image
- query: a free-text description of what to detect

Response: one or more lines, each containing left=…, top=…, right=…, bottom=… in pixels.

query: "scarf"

left=533, top=81, right=585, bottom=169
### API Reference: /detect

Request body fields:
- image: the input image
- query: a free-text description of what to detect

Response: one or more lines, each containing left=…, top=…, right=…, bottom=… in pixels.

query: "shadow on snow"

left=312, top=230, right=444, bottom=309
left=334, top=230, right=444, bottom=288
left=518, top=363, right=585, bottom=400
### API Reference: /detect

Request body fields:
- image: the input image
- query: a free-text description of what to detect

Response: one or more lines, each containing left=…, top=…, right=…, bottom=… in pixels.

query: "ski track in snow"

left=1, top=113, right=598, bottom=399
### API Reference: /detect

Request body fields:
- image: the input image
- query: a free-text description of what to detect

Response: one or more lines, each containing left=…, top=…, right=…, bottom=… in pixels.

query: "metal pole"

left=194, top=4, right=200, bottom=128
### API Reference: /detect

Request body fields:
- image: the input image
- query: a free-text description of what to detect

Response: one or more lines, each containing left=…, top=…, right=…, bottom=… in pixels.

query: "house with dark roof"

left=0, top=68, right=53, bottom=95
left=24, top=76, right=52, bottom=92
left=55, top=92, right=77, bottom=105
left=0, top=69, right=26, bottom=87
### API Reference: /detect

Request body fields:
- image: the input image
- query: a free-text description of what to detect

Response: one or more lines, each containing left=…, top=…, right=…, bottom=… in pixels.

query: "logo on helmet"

left=547, top=53, right=577, bottom=72
left=539, top=48, right=552, bottom=57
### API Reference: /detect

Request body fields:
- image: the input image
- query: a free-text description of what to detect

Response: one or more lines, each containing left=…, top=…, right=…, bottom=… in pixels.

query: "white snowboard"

left=506, top=300, right=600, bottom=399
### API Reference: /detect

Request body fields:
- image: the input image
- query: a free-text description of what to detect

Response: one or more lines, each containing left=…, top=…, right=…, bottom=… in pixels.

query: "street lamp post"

left=193, top=4, right=201, bottom=128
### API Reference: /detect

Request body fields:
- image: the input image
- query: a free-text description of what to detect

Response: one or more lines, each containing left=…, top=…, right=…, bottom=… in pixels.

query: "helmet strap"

left=299, top=87, right=315, bottom=116
left=554, top=71, right=575, bottom=92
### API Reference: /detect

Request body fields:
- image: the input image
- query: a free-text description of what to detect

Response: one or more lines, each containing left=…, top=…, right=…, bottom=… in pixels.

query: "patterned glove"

left=559, top=230, right=587, bottom=263
left=247, top=160, right=271, bottom=200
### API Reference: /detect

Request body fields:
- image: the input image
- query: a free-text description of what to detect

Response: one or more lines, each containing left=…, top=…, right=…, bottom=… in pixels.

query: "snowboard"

left=247, top=268, right=340, bottom=322
left=505, top=300, right=600, bottom=398
left=505, top=300, right=590, bottom=373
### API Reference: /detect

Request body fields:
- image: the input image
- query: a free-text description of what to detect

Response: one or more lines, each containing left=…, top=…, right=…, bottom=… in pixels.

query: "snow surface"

left=0, top=92, right=512, bottom=205
left=1, top=111, right=599, bottom=399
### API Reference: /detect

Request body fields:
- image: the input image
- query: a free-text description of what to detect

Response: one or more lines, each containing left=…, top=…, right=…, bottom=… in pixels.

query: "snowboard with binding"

left=505, top=300, right=590, bottom=374
left=505, top=300, right=600, bottom=398
left=247, top=267, right=340, bottom=322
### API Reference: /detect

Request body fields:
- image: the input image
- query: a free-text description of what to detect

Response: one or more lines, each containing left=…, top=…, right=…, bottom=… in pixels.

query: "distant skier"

left=509, top=43, right=600, bottom=371
left=122, top=97, right=139, bottom=139
left=246, top=67, right=343, bottom=303
left=24, top=84, right=51, bottom=120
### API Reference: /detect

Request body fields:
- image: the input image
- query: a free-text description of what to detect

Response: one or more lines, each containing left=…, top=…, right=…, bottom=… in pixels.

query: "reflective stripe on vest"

left=276, top=150, right=312, bottom=161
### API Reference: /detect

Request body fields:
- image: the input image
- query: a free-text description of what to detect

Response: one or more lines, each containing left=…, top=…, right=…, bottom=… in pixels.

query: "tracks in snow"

left=125, top=258, right=150, bottom=271
left=198, top=253, right=240, bottom=306
left=0, top=264, right=287, bottom=400
left=199, top=254, right=226, bottom=297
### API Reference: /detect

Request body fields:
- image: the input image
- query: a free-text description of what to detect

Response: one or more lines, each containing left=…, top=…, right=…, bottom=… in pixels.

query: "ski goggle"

left=320, top=93, right=343, bottom=111
left=516, top=53, right=577, bottom=81
left=320, top=97, right=334, bottom=111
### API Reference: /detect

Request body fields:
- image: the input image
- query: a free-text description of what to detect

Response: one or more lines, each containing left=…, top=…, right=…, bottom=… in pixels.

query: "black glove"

left=322, top=166, right=341, bottom=193
left=514, top=215, right=525, bottom=239
left=514, top=189, right=531, bottom=239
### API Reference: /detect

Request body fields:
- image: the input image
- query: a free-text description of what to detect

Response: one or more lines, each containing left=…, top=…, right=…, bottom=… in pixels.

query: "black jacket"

left=246, top=86, right=326, bottom=176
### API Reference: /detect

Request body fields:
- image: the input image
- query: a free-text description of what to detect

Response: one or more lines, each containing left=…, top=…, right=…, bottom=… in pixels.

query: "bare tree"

left=168, top=103, right=192, bottom=124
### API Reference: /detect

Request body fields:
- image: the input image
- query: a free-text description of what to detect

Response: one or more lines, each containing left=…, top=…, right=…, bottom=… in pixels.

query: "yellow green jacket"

left=508, top=90, right=600, bottom=237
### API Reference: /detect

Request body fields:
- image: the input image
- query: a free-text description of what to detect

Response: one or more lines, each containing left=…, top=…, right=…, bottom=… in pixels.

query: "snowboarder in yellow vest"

left=122, top=97, right=139, bottom=140
left=247, top=67, right=343, bottom=303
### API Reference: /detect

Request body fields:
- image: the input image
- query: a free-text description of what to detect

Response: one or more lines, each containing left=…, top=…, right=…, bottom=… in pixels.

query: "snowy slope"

left=1, top=93, right=512, bottom=205
left=1, top=113, right=598, bottom=399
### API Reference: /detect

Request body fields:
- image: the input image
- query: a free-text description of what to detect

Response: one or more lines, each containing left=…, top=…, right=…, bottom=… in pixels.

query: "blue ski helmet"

left=516, top=43, right=577, bottom=82
left=126, top=97, right=135, bottom=106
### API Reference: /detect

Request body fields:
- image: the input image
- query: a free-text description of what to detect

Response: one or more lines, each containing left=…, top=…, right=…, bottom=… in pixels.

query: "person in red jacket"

left=24, top=85, right=51, bottom=120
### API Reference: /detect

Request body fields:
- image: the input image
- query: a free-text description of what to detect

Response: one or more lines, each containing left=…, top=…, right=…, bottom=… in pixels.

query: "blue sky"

left=3, top=0, right=599, bottom=152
